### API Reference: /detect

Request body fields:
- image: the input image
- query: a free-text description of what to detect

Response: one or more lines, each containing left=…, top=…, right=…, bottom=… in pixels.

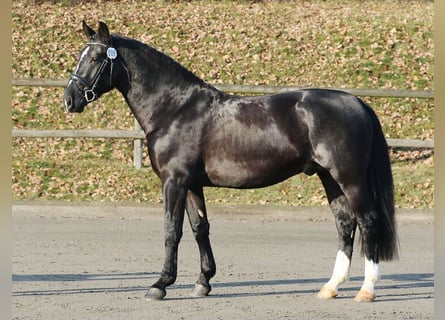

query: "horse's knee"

left=191, top=221, right=210, bottom=240
left=164, top=230, right=183, bottom=249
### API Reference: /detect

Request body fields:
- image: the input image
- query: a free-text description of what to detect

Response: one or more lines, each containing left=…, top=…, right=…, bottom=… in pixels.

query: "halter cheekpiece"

left=69, top=40, right=118, bottom=103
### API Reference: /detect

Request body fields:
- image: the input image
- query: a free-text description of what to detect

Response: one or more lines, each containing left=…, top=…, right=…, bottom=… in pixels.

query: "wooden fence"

left=12, top=78, right=434, bottom=168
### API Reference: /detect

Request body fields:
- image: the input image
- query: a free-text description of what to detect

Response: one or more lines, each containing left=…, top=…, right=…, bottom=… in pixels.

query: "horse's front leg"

left=145, top=176, right=187, bottom=300
left=186, top=186, right=216, bottom=297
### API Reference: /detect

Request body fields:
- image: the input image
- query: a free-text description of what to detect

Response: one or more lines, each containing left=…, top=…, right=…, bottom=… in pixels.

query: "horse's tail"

left=360, top=98, right=399, bottom=261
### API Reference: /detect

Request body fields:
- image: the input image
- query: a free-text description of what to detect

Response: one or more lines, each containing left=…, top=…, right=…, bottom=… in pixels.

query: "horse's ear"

left=97, top=21, right=111, bottom=44
left=82, top=20, right=96, bottom=40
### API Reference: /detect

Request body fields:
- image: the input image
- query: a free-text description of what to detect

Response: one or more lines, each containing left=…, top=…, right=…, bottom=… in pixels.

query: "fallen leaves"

left=12, top=0, right=434, bottom=208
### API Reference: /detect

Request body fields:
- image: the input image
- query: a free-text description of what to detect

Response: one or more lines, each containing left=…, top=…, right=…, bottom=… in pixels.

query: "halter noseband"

left=70, top=41, right=118, bottom=103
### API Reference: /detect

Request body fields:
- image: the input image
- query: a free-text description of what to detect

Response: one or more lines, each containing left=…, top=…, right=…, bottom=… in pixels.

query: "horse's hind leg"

left=342, top=184, right=380, bottom=302
left=316, top=170, right=357, bottom=299
left=185, top=186, right=216, bottom=297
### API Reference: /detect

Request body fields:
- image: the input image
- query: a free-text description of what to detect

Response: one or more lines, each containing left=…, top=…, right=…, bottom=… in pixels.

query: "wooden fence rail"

left=12, top=78, right=434, bottom=168
left=12, top=78, right=434, bottom=98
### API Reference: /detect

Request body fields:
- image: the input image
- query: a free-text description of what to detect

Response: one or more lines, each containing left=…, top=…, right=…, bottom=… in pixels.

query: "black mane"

left=112, top=33, right=213, bottom=91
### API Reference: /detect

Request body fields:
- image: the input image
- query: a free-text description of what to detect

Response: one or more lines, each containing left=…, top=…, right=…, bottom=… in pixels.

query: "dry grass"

left=12, top=0, right=434, bottom=208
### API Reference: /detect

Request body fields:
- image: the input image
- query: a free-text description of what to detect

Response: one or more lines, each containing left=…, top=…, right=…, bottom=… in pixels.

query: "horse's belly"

left=204, top=157, right=302, bottom=188
left=202, top=119, right=308, bottom=188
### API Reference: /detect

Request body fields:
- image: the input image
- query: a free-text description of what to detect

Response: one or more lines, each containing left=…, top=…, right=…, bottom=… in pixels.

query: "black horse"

left=64, top=21, right=398, bottom=302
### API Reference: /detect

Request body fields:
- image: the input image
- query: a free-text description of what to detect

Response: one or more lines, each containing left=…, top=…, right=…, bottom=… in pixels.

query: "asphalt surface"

left=12, top=202, right=434, bottom=319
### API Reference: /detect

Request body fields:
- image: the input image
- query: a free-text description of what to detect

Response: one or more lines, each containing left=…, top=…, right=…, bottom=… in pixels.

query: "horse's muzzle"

left=63, top=86, right=86, bottom=113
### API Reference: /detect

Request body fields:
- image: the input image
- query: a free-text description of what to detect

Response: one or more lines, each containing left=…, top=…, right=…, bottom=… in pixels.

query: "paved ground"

left=12, top=202, right=434, bottom=320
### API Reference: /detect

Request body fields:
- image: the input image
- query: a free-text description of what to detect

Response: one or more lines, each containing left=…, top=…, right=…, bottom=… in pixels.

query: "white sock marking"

left=325, top=250, right=350, bottom=290
left=360, top=257, right=380, bottom=294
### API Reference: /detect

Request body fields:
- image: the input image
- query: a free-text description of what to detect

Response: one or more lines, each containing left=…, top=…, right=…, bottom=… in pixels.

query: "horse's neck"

left=124, top=82, right=206, bottom=135
left=116, top=43, right=217, bottom=135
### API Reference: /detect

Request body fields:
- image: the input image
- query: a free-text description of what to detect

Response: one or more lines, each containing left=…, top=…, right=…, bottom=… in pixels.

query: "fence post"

left=133, top=119, right=143, bottom=169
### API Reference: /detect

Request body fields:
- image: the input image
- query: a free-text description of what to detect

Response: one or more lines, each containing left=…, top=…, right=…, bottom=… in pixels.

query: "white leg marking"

left=325, top=250, right=351, bottom=290
left=360, top=257, right=380, bottom=294
left=317, top=250, right=351, bottom=299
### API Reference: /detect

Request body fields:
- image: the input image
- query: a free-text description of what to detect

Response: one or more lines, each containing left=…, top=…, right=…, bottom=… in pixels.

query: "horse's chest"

left=147, top=127, right=201, bottom=173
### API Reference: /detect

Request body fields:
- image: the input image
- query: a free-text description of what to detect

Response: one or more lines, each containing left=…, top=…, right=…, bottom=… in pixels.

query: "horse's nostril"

left=64, top=96, right=72, bottom=112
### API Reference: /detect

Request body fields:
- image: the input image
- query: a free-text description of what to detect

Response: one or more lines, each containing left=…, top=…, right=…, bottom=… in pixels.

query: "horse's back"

left=199, top=89, right=371, bottom=188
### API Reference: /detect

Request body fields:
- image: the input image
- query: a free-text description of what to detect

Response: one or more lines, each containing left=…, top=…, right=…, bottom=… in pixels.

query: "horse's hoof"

left=354, top=289, right=376, bottom=302
left=144, top=287, right=166, bottom=301
left=316, top=286, right=337, bottom=299
left=190, top=284, right=211, bottom=297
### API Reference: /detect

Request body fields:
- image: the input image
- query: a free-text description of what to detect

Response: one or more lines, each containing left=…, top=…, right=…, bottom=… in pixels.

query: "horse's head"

left=63, top=21, right=118, bottom=113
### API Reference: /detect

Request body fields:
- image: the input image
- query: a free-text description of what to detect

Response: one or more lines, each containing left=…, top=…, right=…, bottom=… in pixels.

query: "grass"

left=12, top=0, right=434, bottom=208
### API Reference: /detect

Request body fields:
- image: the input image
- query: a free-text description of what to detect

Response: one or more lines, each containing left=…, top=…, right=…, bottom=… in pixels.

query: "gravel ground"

left=12, top=202, right=434, bottom=320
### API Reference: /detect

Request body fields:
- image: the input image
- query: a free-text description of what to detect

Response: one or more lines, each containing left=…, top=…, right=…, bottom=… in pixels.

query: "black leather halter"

left=69, top=41, right=117, bottom=102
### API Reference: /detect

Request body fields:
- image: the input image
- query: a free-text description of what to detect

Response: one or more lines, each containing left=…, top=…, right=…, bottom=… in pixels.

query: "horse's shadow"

left=175, top=273, right=434, bottom=302
left=12, top=272, right=433, bottom=302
